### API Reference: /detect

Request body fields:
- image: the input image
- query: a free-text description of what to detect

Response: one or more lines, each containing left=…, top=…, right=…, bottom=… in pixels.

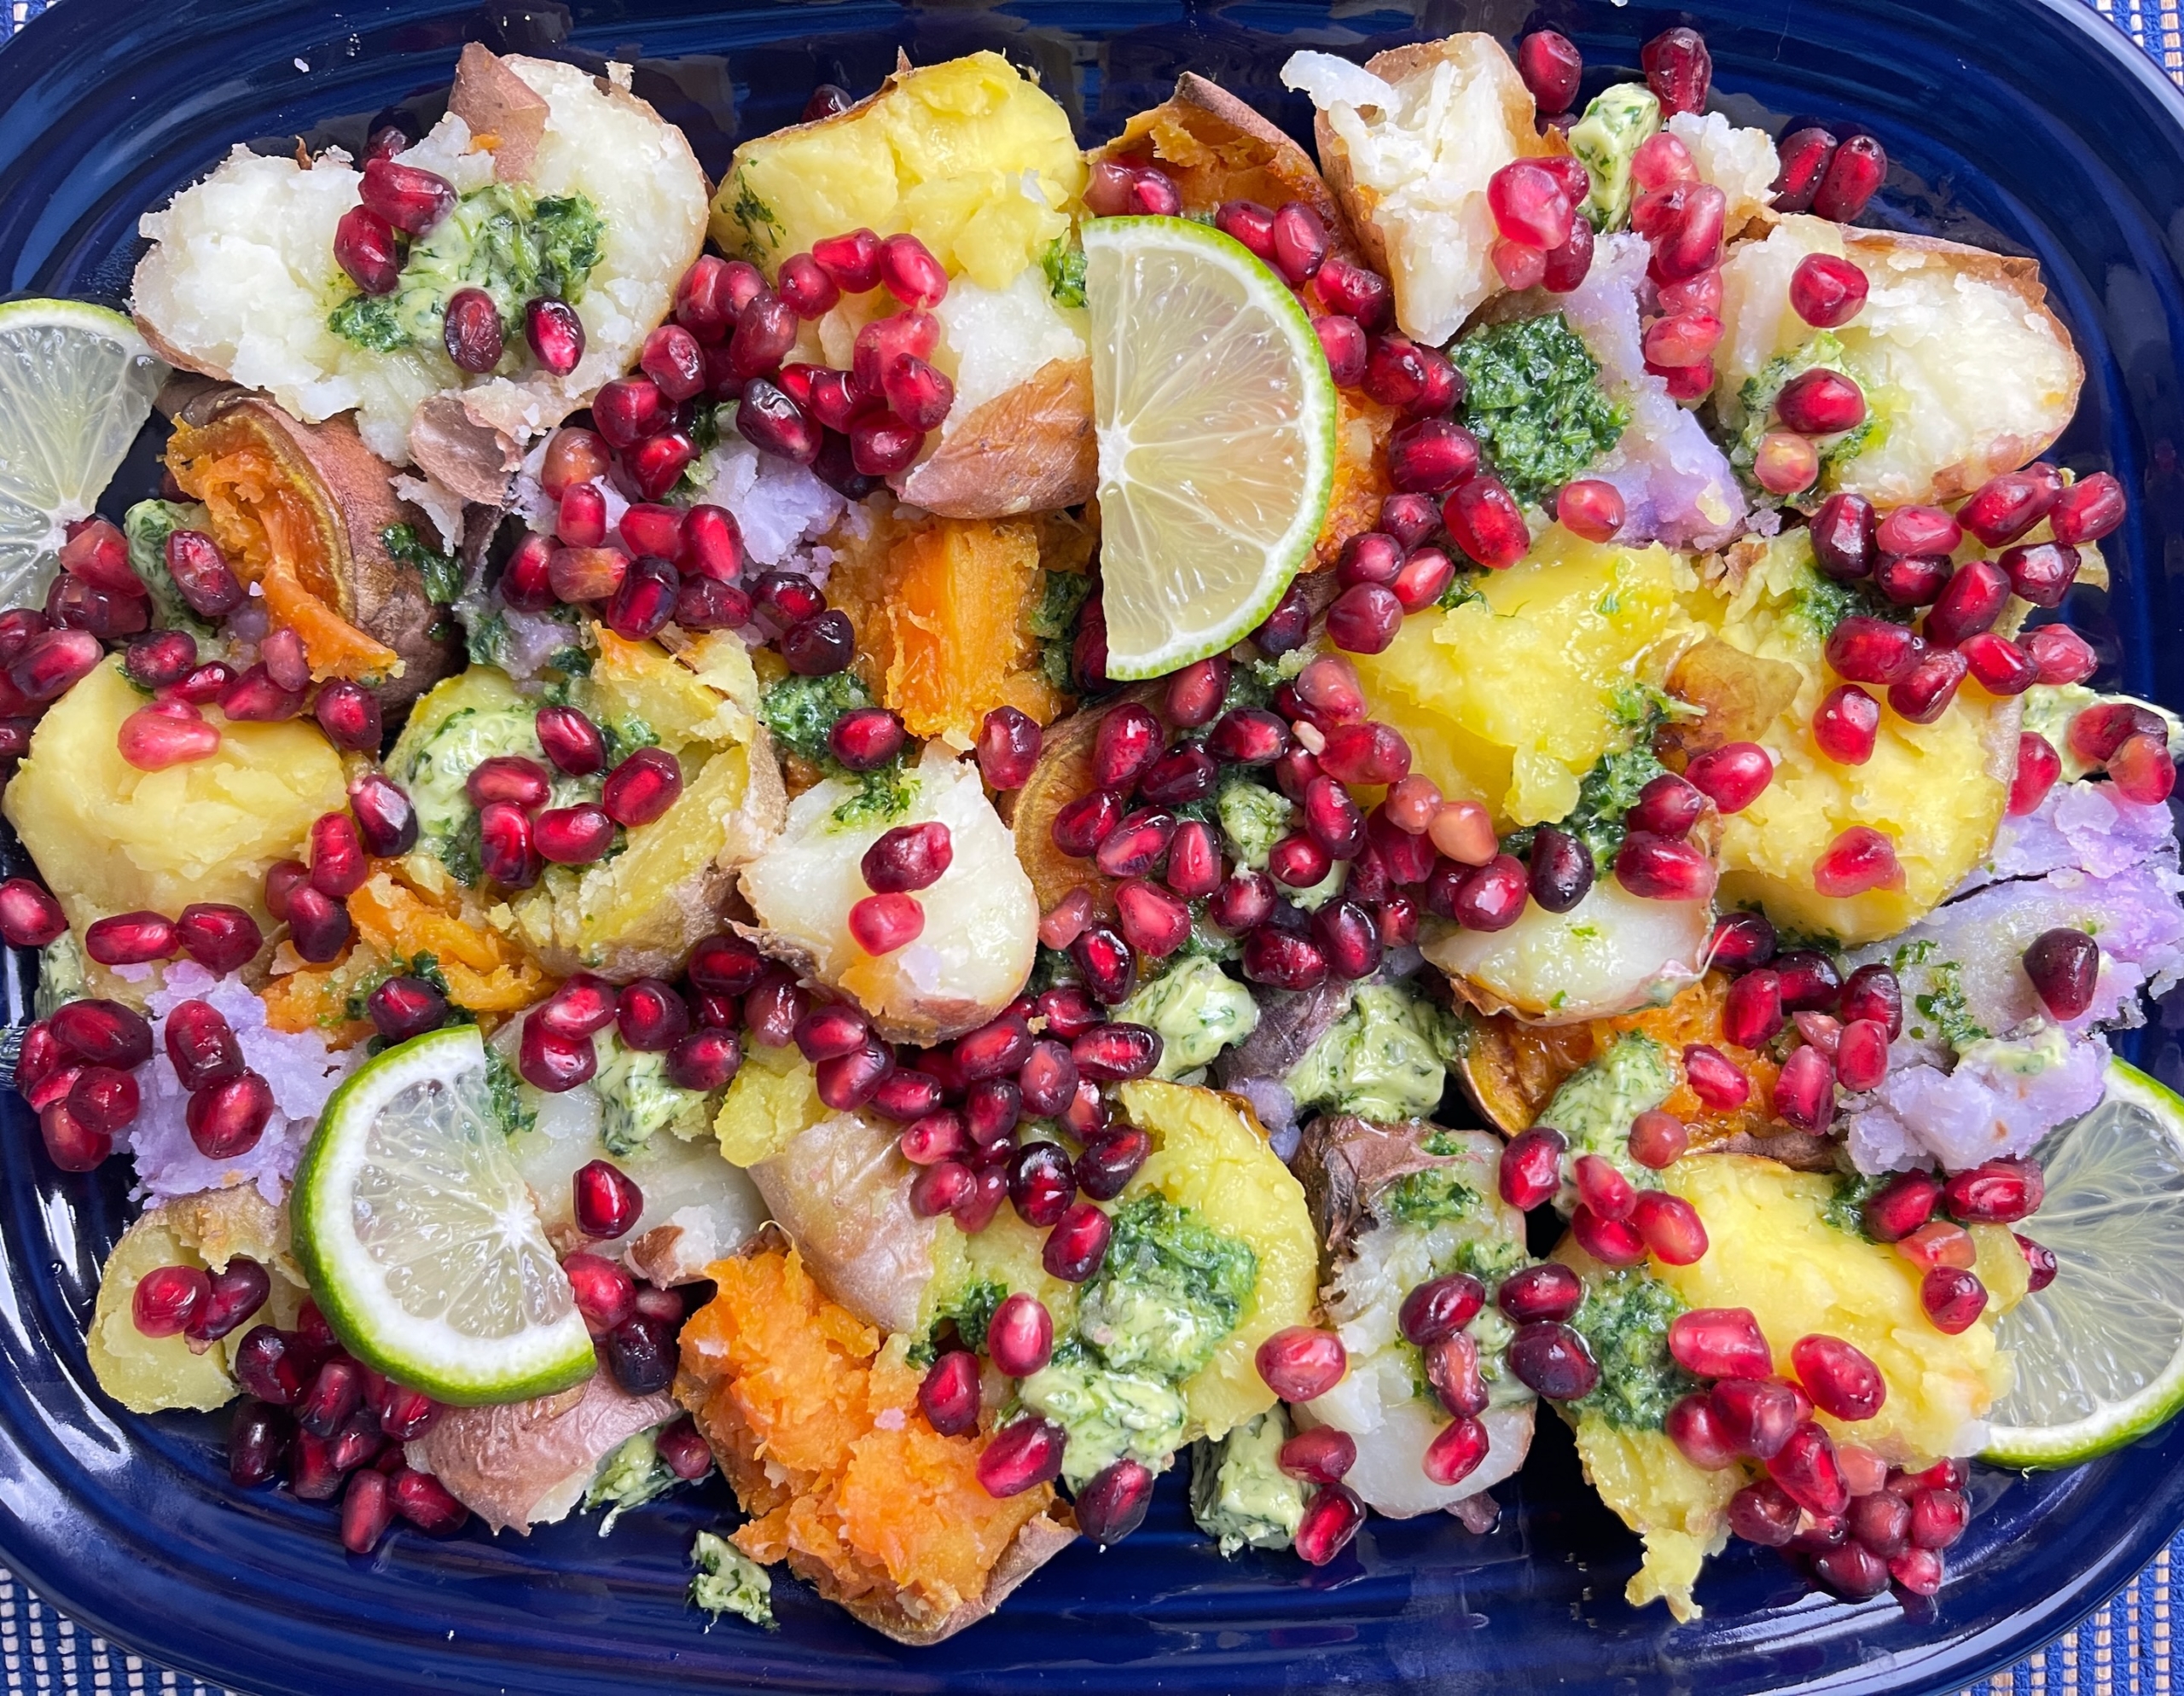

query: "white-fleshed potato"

left=1424, top=876, right=1713, bottom=1025
left=1715, top=218, right=2082, bottom=504
left=739, top=742, right=1038, bottom=1043
left=131, top=51, right=707, bottom=469
left=1283, top=37, right=1548, bottom=346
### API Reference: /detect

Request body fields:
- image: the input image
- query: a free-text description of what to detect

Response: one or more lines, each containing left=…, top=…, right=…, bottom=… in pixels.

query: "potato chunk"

left=739, top=742, right=1037, bottom=1043
left=1283, top=37, right=1546, bottom=346
left=1353, top=529, right=1692, bottom=828
left=4, top=658, right=346, bottom=932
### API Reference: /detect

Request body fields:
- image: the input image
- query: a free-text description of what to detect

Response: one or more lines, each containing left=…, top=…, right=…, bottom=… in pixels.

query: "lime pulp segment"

left=1083, top=216, right=1337, bottom=681
left=1984, top=1059, right=2184, bottom=1467
left=293, top=1025, right=595, bottom=1405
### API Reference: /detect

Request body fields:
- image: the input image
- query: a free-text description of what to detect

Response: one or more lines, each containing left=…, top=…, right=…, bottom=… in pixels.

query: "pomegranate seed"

left=1095, top=808, right=1176, bottom=880
left=604, top=1314, right=677, bottom=1395
left=951, top=1012, right=1031, bottom=1083
left=1953, top=468, right=2056, bottom=548
left=728, top=292, right=799, bottom=382
left=227, top=1401, right=289, bottom=1486
left=333, top=206, right=401, bottom=293
left=1443, top=474, right=1531, bottom=569
left=1809, top=826, right=1902, bottom=898
left=1667, top=1307, right=1773, bottom=1379
left=1870, top=505, right=1960, bottom=561
left=1204, top=197, right=1276, bottom=258
left=1640, top=25, right=1711, bottom=113
left=439, top=286, right=505, bottom=374
left=903, top=1348, right=980, bottom=1438
left=186, top=1071, right=275, bottom=1159
left=2018, top=925, right=2100, bottom=1019
left=1772, top=1043, right=1835, bottom=1132
left=1705, top=911, right=1776, bottom=975
left=1627, top=1108, right=1688, bottom=1170
left=736, top=376, right=822, bottom=463
left=881, top=353, right=954, bottom=432
left=1920, top=1266, right=1989, bottom=1333
left=168, top=903, right=261, bottom=975
left=1622, top=773, right=1699, bottom=838
left=301, top=685, right=378, bottom=760
left=807, top=227, right=880, bottom=293
left=1444, top=853, right=1525, bottom=931
left=346, top=772, right=417, bottom=859
left=2018, top=1234, right=2059, bottom=1292
left=1643, top=310, right=1725, bottom=371
left=1498, top=1125, right=1568, bottom=1212
left=159, top=1002, right=240, bottom=1095
left=1723, top=1478, right=1800, bottom=1547
left=1749, top=431, right=1819, bottom=497
left=1310, top=899, right=1380, bottom=980
left=1995, top=540, right=2079, bottom=610
left=1710, top=1377, right=1799, bottom=1461
left=1541, top=217, right=1597, bottom=292
left=560, top=1252, right=636, bottom=1332
left=1790, top=1334, right=1886, bottom=1421
left=1294, top=1482, right=1365, bottom=1566
left=131, top=1264, right=208, bottom=1338
left=1955, top=632, right=2036, bottom=699
left=1396, top=1274, right=1485, bottom=1348
left=1887, top=1546, right=1946, bottom=1597
left=877, top=233, right=947, bottom=307
left=1571, top=1204, right=1647, bottom=1266
left=1897, top=1218, right=1978, bottom=1273
left=1491, top=236, right=1547, bottom=293
left=10, top=629, right=101, bottom=701
left=1571, top=1153, right=1634, bottom=1222
left=1518, top=28, right=1583, bottom=113
left=973, top=1291, right=1054, bottom=1380
left=1807, top=1539, right=1890, bottom=1601
left=1317, top=582, right=1397, bottom=654
left=1812, top=134, right=1889, bottom=221
left=1257, top=1326, right=1347, bottom=1401
left=1920, top=560, right=2007, bottom=648
left=595, top=746, right=680, bottom=829
left=2111, top=732, right=2178, bottom=804
left=1316, top=258, right=1392, bottom=332
left=1421, top=800, right=1494, bottom=868
left=1849, top=1488, right=1913, bottom=1558
left=1813, top=683, right=1881, bottom=766
left=1257, top=200, right=1327, bottom=287
left=365, top=975, right=446, bottom=1043
left=1317, top=722, right=1410, bottom=787
left=338, top=1465, right=398, bottom=1554
left=1835, top=1019, right=1890, bottom=1091
left=49, top=999, right=152, bottom=1069
left=1684, top=1043, right=1750, bottom=1108
left=518, top=296, right=585, bottom=375
left=1823, top=614, right=1920, bottom=688
left=531, top=803, right=612, bottom=866
left=1883, top=647, right=1965, bottom=724
left=476, top=801, right=542, bottom=888
left=357, top=156, right=454, bottom=235
left=570, top=1159, right=643, bottom=1240
left=2050, top=471, right=2127, bottom=543
left=1068, top=921, right=1137, bottom=1005
left=845, top=891, right=920, bottom=955
left=1682, top=743, right=1773, bottom=817
left=1803, top=494, right=1874, bottom=584
left=1664, top=1392, right=1740, bottom=1470
left=125, top=630, right=197, bottom=689
left=1788, top=253, right=1870, bottom=328
left=1042, top=1201, right=1112, bottom=1282
left=518, top=1013, right=596, bottom=1092
left=1775, top=369, right=1866, bottom=434
left=1766, top=124, right=1839, bottom=213
left=2071, top=700, right=2165, bottom=765
left=1278, top=1426, right=1359, bottom=1487
left=304, top=813, right=366, bottom=900
left=1239, top=927, right=1327, bottom=991
left=1386, top=417, right=1481, bottom=495
left=1631, top=1190, right=1708, bottom=1263
left=462, top=755, right=549, bottom=814
left=1614, top=832, right=1716, bottom=902
left=1544, top=476, right=1627, bottom=543
left=218, top=662, right=305, bottom=722
left=1905, top=1485, right=1971, bottom=1550
left=0, top=878, right=62, bottom=948
left=1507, top=1321, right=1599, bottom=1401
left=1486, top=160, right=1575, bottom=253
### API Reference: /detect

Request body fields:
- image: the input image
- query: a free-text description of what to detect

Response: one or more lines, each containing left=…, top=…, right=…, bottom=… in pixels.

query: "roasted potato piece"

left=1423, top=875, right=1711, bottom=1025
left=407, top=1374, right=680, bottom=1533
left=1715, top=218, right=2082, bottom=506
left=1554, top=1153, right=2026, bottom=1618
left=1007, top=694, right=1123, bottom=919
left=1291, top=1118, right=1536, bottom=1517
left=723, top=52, right=1095, bottom=521
left=740, top=742, right=1037, bottom=1044
left=677, top=1241, right=1073, bottom=1647
left=1283, top=37, right=1553, bottom=346
left=87, top=1187, right=305, bottom=1414
left=4, top=657, right=346, bottom=935
left=133, top=52, right=709, bottom=470
left=1682, top=534, right=2018, bottom=945
left=166, top=396, right=456, bottom=706
left=1353, top=529, right=1691, bottom=829
left=821, top=515, right=1066, bottom=746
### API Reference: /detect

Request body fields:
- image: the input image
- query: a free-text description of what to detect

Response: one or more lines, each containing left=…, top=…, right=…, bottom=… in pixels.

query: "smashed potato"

left=4, top=658, right=346, bottom=933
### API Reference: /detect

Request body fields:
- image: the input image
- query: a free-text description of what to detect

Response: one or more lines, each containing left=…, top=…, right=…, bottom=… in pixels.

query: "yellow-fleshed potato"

left=738, top=742, right=1037, bottom=1044
left=4, top=658, right=347, bottom=932
left=1681, top=535, right=2017, bottom=945
left=87, top=1187, right=305, bottom=1414
left=1354, top=529, right=1693, bottom=828
left=713, top=52, right=1083, bottom=292
left=1556, top=1153, right=2024, bottom=1618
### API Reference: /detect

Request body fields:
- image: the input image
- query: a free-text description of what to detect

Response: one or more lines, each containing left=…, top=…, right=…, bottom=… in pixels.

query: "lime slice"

left=0, top=299, right=168, bottom=609
left=1082, top=216, right=1337, bottom=681
left=293, top=1025, right=595, bottom=1405
left=1983, top=1058, right=2184, bottom=1467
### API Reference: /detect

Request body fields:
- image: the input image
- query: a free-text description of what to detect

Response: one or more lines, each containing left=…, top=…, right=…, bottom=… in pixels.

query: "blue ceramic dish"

left=2, top=1, right=2182, bottom=1690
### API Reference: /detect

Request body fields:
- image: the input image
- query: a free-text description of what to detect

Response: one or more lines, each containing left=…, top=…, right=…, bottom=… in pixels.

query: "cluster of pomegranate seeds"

left=224, top=1298, right=471, bottom=1548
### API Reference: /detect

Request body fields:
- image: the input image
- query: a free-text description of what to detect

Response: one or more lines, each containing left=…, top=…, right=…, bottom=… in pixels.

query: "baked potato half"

left=166, top=394, right=458, bottom=708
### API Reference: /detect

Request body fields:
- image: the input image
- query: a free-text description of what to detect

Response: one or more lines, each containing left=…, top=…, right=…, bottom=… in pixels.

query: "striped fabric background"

left=0, top=0, right=2178, bottom=1690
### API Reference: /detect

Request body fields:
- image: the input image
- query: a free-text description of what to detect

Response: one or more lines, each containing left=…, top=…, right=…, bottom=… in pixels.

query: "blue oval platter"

left=3, top=1, right=2184, bottom=1691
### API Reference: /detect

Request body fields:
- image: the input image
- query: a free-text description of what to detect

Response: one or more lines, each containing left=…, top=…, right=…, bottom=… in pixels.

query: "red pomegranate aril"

left=1886, top=1545, right=1946, bottom=1597
left=1772, top=1043, right=1836, bottom=1133
left=1707, top=910, right=1777, bottom=975
left=1518, top=28, right=1583, bottom=113
left=1240, top=926, right=1327, bottom=991
left=1632, top=1191, right=1709, bottom=1264
left=1257, top=1326, right=1347, bottom=1402
left=1414, top=1414, right=1489, bottom=1489
left=1791, top=1333, right=1887, bottom=1422
left=1679, top=1046, right=1748, bottom=1114
left=1664, top=1392, right=1740, bottom=1470
left=169, top=903, right=260, bottom=976
left=1812, top=133, right=1889, bottom=221
left=1627, top=1108, right=1689, bottom=1170
left=304, top=813, right=365, bottom=901
left=1920, top=1266, right=1989, bottom=1333
left=1069, top=921, right=1138, bottom=1005
left=1642, top=310, right=1723, bottom=369
left=1293, top=1481, right=1366, bottom=1566
left=1955, top=631, right=2036, bottom=699
left=1823, top=614, right=1920, bottom=688
left=1487, top=160, right=1575, bottom=252
left=1809, top=491, right=1878, bottom=579
left=1957, top=467, right=2059, bottom=547
left=340, top=1462, right=400, bottom=1554
left=1498, top=1125, right=1568, bottom=1212
left=1897, top=1218, right=1978, bottom=1273
left=1571, top=1203, right=1647, bottom=1267
left=1615, top=832, right=1716, bottom=902
left=1807, top=1538, right=1891, bottom=1602
left=978, top=1415, right=1069, bottom=1502
left=1318, top=721, right=1411, bottom=787
left=1572, top=1152, right=1635, bottom=1222
left=1556, top=478, right=1626, bottom=543
left=1788, top=253, right=1870, bottom=328
left=1907, top=1485, right=1971, bottom=1550
left=1833, top=1018, right=1889, bottom=1091
left=594, top=376, right=666, bottom=450
left=357, top=156, right=454, bottom=235
left=1883, top=648, right=1965, bottom=727
left=80, top=910, right=174, bottom=967
left=10, top=629, right=101, bottom=701
left=1115, top=877, right=1191, bottom=960
left=48, top=999, right=153, bottom=1071
left=1204, top=866, right=1275, bottom=934
left=1490, top=237, right=1547, bottom=293
left=2050, top=470, right=2127, bottom=543
left=0, top=878, right=62, bottom=950
left=880, top=351, right=954, bottom=432
left=1043, top=1201, right=1112, bottom=1283
left=1813, top=683, right=1881, bottom=766
left=2070, top=700, right=2165, bottom=765
left=441, top=287, right=505, bottom=374
left=1312, top=899, right=1383, bottom=980
left=561, top=1252, right=636, bottom=1332
left=365, top=974, right=447, bottom=1044
left=544, top=543, right=624, bottom=606
left=462, top=755, right=549, bottom=814
left=219, top=661, right=305, bottom=723
left=2023, top=926, right=2100, bottom=1019
left=595, top=746, right=680, bottom=829
left=125, top=630, right=197, bottom=690
left=1769, top=124, right=1841, bottom=213
left=985, top=1291, right=1055, bottom=1379
left=333, top=206, right=401, bottom=293
left=735, top=376, right=822, bottom=464
left=518, top=1012, right=597, bottom=1092
left=531, top=804, right=613, bottom=866
left=877, top=233, right=947, bottom=308
left=1507, top=1321, right=1600, bottom=1401
left=815, top=1041, right=894, bottom=1111
left=1095, top=808, right=1176, bottom=879
left=2111, top=731, right=2178, bottom=804
left=1682, top=743, right=1772, bottom=817
left=1008, top=1141, right=1077, bottom=1228
left=1921, top=560, right=2008, bottom=648
left=347, top=772, right=417, bottom=859
left=774, top=252, right=841, bottom=321
left=1875, top=503, right=1962, bottom=559
left=1997, top=539, right=2079, bottom=609
left=1279, top=1426, right=1359, bottom=1488
left=810, top=227, right=882, bottom=293
left=160, top=1001, right=241, bottom=1094
left=1443, top=474, right=1531, bottom=569
left=186, top=1070, right=275, bottom=1159
left=1445, top=853, right=1524, bottom=931
left=1397, top=1274, right=1485, bottom=1347
left=1668, top=1307, right=1773, bottom=1379
left=1264, top=200, right=1327, bottom=286
left=1775, top=368, right=1866, bottom=434
left=1622, top=772, right=1700, bottom=839
left=616, top=979, right=689, bottom=1053
left=726, top=292, right=799, bottom=382
left=1812, top=826, right=1904, bottom=900
left=911, top=1349, right=981, bottom=1438
left=954, top=1012, right=1034, bottom=1083
left=1644, top=184, right=1728, bottom=283
left=845, top=409, right=920, bottom=477
left=1848, top=1488, right=1914, bottom=1559
left=475, top=801, right=540, bottom=889
left=1208, top=197, right=1277, bottom=258
left=845, top=891, right=921, bottom=955
left=132, top=1263, right=209, bottom=1339
left=1316, top=257, right=1392, bottom=331
left=228, top=1400, right=289, bottom=1487
left=572, top=1159, right=643, bottom=1240
left=1724, top=1478, right=1801, bottom=1548
left=520, top=296, right=585, bottom=375
left=1640, top=25, right=1711, bottom=114
left=1710, top=1376, right=1800, bottom=1461
left=1387, top=418, right=1481, bottom=495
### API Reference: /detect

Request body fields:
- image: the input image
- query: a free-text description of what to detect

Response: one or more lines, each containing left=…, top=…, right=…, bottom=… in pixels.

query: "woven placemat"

left=0, top=0, right=2179, bottom=1691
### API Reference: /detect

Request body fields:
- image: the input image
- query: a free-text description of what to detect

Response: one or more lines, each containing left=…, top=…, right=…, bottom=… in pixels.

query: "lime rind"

left=293, top=1025, right=595, bottom=1406
left=1983, top=1059, right=2184, bottom=1467
left=0, top=299, right=167, bottom=612
left=1083, top=215, right=1337, bottom=682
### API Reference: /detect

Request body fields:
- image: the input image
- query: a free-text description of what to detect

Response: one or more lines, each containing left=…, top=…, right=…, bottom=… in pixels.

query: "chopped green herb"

left=383, top=523, right=464, bottom=606
left=758, top=671, right=874, bottom=766
left=1821, top=1171, right=1887, bottom=1240
left=1078, top=1193, right=1259, bottom=1382
left=829, top=761, right=915, bottom=831
left=1042, top=237, right=1088, bottom=308
left=1028, top=569, right=1095, bottom=697
left=1451, top=313, right=1626, bottom=508
left=1569, top=1268, right=1698, bottom=1432
left=1379, top=1168, right=1484, bottom=1228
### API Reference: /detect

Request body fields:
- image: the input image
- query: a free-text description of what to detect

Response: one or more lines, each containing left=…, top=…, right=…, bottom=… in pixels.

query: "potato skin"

left=893, top=355, right=1095, bottom=519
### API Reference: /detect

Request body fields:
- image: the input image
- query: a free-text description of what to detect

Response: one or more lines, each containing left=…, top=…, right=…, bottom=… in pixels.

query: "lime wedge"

left=293, top=1025, right=595, bottom=1405
left=1983, top=1058, right=2184, bottom=1467
left=0, top=299, right=167, bottom=609
left=1082, top=216, right=1337, bottom=681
